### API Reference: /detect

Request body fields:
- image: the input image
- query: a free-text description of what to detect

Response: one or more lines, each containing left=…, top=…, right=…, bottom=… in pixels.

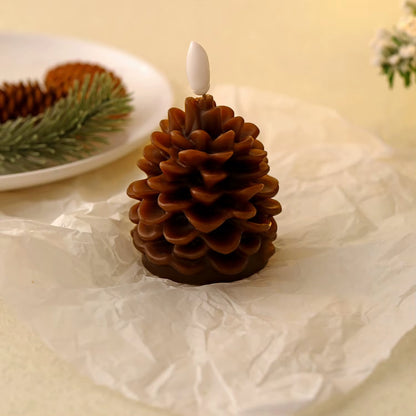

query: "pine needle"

left=0, top=73, right=133, bottom=174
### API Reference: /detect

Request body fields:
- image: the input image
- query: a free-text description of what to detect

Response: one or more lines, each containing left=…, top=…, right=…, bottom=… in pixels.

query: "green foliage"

left=0, top=73, right=133, bottom=174
left=404, top=1, right=416, bottom=15
left=383, top=63, right=416, bottom=88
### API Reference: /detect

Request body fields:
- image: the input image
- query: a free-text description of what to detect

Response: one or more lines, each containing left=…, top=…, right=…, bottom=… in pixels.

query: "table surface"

left=0, top=1, right=415, bottom=415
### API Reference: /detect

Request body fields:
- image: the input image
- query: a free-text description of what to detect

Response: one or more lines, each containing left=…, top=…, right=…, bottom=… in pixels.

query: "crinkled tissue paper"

left=0, top=85, right=415, bottom=416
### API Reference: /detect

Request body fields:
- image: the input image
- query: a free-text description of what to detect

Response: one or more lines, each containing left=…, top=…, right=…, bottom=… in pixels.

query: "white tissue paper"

left=0, top=85, right=415, bottom=416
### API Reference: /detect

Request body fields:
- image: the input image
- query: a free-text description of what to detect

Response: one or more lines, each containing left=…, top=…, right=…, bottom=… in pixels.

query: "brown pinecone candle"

left=127, top=94, right=281, bottom=285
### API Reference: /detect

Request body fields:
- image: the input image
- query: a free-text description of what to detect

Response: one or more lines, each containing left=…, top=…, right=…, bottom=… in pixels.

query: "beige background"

left=0, top=1, right=415, bottom=415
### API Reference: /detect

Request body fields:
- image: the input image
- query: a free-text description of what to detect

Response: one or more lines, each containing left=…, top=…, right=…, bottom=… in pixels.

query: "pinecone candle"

left=127, top=43, right=281, bottom=285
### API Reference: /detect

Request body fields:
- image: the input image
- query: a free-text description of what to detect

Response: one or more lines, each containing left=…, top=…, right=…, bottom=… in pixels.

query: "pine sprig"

left=0, top=73, right=133, bottom=174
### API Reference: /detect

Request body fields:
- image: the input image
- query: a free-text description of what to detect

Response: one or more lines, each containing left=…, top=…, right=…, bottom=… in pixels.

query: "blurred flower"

left=399, top=43, right=416, bottom=57
left=388, top=54, right=401, bottom=65
left=371, top=55, right=385, bottom=66
left=397, top=15, right=416, bottom=36
left=370, top=29, right=391, bottom=50
left=371, top=4, right=416, bottom=87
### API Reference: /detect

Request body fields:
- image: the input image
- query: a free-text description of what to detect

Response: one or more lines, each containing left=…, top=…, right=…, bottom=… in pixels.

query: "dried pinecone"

left=0, top=81, right=59, bottom=123
left=44, top=62, right=124, bottom=96
left=127, top=94, right=281, bottom=285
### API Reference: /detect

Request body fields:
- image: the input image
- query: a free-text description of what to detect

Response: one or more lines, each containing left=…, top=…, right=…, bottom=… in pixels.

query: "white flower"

left=388, top=54, right=401, bottom=65
left=371, top=55, right=385, bottom=66
left=370, top=29, right=390, bottom=48
left=375, top=39, right=394, bottom=52
left=397, top=15, right=416, bottom=37
left=399, top=43, right=416, bottom=57
left=370, top=29, right=395, bottom=59
left=399, top=62, right=411, bottom=74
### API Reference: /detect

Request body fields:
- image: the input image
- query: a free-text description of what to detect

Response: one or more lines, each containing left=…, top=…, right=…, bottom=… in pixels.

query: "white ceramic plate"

left=0, top=32, right=173, bottom=191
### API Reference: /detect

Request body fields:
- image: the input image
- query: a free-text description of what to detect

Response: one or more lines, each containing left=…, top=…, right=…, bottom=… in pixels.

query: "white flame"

left=186, top=41, right=210, bottom=95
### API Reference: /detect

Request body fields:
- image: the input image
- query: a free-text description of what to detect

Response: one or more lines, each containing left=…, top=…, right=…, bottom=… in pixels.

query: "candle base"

left=140, top=243, right=275, bottom=285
